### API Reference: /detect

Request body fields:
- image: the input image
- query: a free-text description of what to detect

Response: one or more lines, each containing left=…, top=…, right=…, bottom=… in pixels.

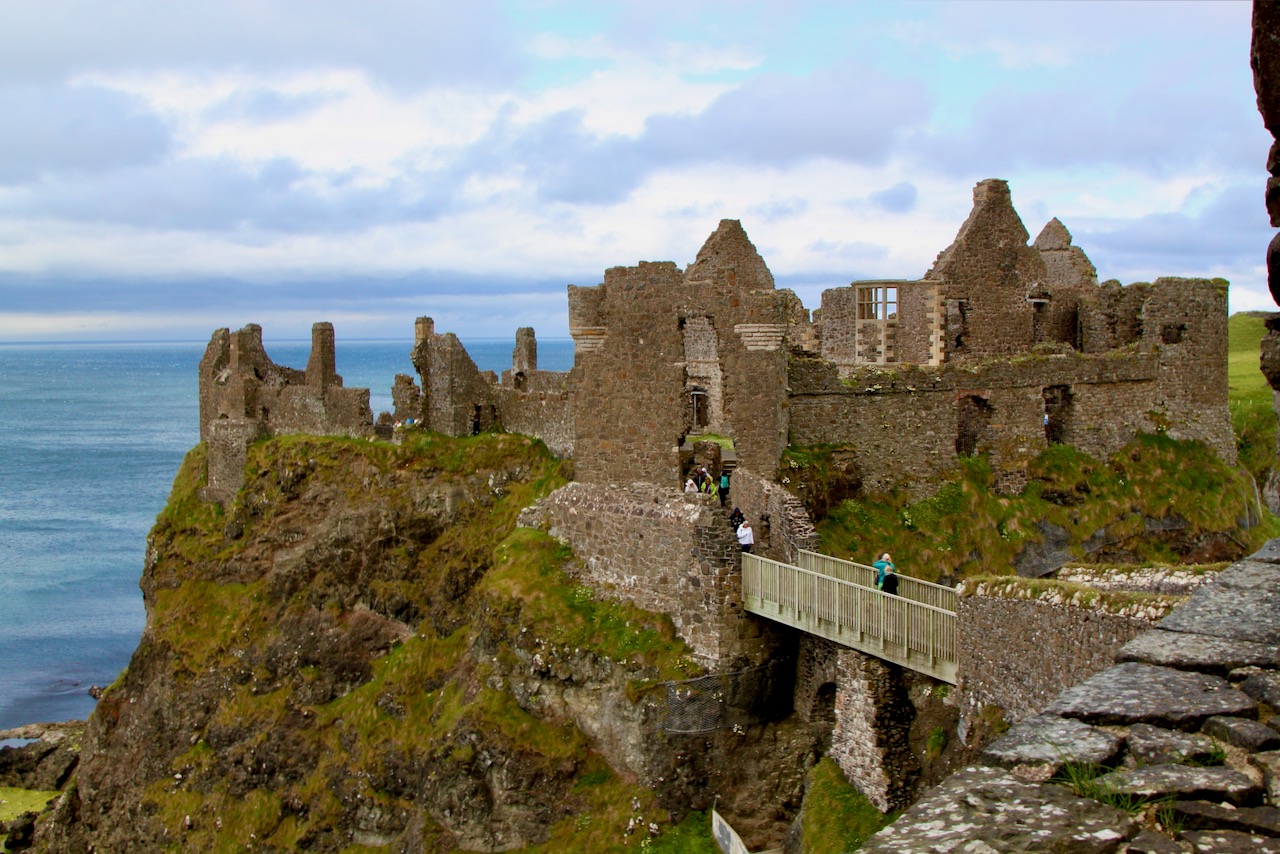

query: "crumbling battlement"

left=198, top=322, right=373, bottom=503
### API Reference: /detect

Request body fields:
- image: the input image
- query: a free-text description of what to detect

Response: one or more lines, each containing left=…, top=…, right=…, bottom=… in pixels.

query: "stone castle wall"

left=924, top=179, right=1044, bottom=361
left=567, top=221, right=802, bottom=488
left=788, top=322, right=1231, bottom=495
left=727, top=468, right=819, bottom=564
left=493, top=384, right=574, bottom=459
left=829, top=649, right=919, bottom=813
left=518, top=481, right=779, bottom=669
left=198, top=322, right=372, bottom=502
left=956, top=593, right=1153, bottom=726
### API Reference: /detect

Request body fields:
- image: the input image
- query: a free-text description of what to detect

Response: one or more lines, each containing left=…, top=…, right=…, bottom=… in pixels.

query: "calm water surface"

left=0, top=336, right=572, bottom=728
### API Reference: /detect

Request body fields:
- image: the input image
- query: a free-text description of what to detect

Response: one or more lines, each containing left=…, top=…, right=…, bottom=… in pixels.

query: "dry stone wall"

left=956, top=592, right=1156, bottom=727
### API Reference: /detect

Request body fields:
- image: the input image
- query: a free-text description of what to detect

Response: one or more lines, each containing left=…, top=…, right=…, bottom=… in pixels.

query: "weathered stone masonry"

left=198, top=322, right=372, bottom=503
left=518, top=481, right=780, bottom=669
left=956, top=594, right=1156, bottom=729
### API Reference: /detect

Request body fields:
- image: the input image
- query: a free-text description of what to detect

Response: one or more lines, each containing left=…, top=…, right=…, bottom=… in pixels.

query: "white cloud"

left=0, top=0, right=1271, bottom=340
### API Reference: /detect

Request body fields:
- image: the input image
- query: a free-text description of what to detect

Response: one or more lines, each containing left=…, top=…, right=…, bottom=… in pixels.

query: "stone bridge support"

left=829, top=649, right=919, bottom=813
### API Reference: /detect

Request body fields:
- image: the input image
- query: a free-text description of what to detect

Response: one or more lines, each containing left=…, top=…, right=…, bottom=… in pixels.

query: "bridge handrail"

left=796, top=549, right=957, bottom=613
left=742, top=554, right=956, bottom=677
left=749, top=555, right=956, bottom=617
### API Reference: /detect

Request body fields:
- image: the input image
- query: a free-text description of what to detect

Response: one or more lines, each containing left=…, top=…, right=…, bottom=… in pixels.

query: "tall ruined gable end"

left=684, top=219, right=776, bottom=290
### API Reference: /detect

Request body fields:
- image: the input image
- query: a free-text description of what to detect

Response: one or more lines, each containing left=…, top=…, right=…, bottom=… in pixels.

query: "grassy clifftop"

left=42, top=430, right=721, bottom=853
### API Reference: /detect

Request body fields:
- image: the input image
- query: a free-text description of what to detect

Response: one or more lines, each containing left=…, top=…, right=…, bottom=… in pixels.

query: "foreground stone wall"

left=864, top=542, right=1280, bottom=852
left=519, top=481, right=779, bottom=668
left=956, top=590, right=1159, bottom=727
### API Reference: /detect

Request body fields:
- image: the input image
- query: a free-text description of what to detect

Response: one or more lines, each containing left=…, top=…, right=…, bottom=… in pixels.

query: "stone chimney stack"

left=513, top=327, right=537, bottom=374
left=306, top=322, right=337, bottom=387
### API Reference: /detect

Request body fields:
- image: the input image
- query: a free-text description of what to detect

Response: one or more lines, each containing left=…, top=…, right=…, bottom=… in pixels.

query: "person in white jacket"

left=736, top=519, right=754, bottom=553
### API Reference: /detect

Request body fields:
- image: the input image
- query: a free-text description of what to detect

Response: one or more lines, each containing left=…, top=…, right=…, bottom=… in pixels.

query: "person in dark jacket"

left=880, top=564, right=899, bottom=596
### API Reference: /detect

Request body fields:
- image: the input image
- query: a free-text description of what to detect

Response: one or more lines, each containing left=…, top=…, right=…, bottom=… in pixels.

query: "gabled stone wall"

left=924, top=179, right=1046, bottom=361
left=567, top=221, right=803, bottom=487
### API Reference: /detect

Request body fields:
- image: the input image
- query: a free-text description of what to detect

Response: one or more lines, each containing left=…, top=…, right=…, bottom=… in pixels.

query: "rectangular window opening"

left=857, top=286, right=898, bottom=321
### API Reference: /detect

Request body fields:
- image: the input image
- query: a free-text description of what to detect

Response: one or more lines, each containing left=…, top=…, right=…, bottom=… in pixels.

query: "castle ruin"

left=198, top=178, right=1233, bottom=667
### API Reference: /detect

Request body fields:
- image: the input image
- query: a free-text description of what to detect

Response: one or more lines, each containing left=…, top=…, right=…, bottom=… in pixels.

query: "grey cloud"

left=4, top=156, right=461, bottom=233
left=204, top=88, right=341, bottom=123
left=1082, top=184, right=1267, bottom=261
left=0, top=0, right=523, bottom=90
left=0, top=84, right=170, bottom=183
left=478, top=63, right=932, bottom=205
left=1078, top=184, right=1269, bottom=281
left=644, top=65, right=931, bottom=166
left=0, top=270, right=575, bottom=315
left=869, top=182, right=918, bottom=214
left=916, top=69, right=1266, bottom=179
left=749, top=198, right=810, bottom=222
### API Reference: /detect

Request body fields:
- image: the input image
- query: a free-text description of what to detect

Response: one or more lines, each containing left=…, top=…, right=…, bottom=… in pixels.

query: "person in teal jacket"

left=873, top=553, right=894, bottom=589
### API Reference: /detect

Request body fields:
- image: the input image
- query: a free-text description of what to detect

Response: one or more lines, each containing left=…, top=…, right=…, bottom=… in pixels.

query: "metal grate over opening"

left=659, top=661, right=784, bottom=735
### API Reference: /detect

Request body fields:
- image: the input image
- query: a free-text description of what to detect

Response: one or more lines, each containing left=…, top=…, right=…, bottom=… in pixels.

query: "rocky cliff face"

left=32, top=431, right=826, bottom=852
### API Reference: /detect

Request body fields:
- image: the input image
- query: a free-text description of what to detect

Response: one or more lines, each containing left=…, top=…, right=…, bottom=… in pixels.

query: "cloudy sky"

left=0, top=0, right=1269, bottom=342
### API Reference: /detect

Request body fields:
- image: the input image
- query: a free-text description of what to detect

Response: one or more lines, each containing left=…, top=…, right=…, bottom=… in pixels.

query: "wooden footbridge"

left=741, top=550, right=958, bottom=684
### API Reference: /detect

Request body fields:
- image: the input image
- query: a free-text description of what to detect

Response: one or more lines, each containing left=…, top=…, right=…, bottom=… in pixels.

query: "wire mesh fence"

left=659, top=660, right=789, bottom=734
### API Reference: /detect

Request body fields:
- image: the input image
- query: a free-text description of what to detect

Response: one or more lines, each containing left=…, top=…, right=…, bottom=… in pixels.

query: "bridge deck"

left=742, top=553, right=958, bottom=684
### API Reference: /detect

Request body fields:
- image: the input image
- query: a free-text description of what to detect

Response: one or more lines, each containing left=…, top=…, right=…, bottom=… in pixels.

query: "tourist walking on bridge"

left=880, top=563, right=900, bottom=597
left=873, top=553, right=894, bottom=589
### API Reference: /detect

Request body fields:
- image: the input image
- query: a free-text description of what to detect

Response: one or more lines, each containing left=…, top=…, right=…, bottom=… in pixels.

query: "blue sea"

left=0, top=336, right=574, bottom=729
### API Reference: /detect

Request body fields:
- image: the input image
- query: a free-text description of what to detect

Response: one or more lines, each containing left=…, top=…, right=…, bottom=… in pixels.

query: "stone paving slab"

left=1172, top=799, right=1280, bottom=836
left=859, top=766, right=1137, bottom=853
left=1125, top=723, right=1220, bottom=767
left=1202, top=715, right=1280, bottom=752
left=1242, top=670, right=1280, bottom=706
left=1246, top=540, right=1280, bottom=564
left=1122, top=830, right=1189, bottom=854
left=1255, top=750, right=1280, bottom=803
left=1180, top=829, right=1280, bottom=852
left=1156, top=561, right=1280, bottom=644
left=1117, top=629, right=1280, bottom=675
left=981, top=713, right=1123, bottom=773
left=1046, top=662, right=1256, bottom=730
left=1092, top=764, right=1262, bottom=807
